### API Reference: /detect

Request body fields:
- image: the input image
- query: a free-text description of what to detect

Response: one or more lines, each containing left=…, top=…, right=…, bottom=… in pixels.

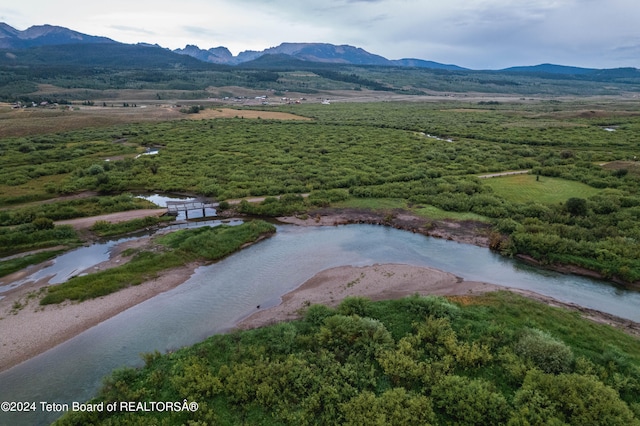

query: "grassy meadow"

left=483, top=174, right=602, bottom=204
left=3, top=50, right=640, bottom=425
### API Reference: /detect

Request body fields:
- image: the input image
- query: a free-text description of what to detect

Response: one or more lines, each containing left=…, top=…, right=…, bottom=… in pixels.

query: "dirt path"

left=477, top=170, right=530, bottom=179
left=190, top=108, right=312, bottom=121
left=55, top=209, right=167, bottom=230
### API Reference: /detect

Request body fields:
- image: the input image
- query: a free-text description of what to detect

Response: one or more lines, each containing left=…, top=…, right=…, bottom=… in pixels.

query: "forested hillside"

left=3, top=44, right=640, bottom=102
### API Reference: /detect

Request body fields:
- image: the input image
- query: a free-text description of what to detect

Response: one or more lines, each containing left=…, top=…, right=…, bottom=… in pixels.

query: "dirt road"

left=55, top=209, right=167, bottom=229
left=477, top=170, right=530, bottom=178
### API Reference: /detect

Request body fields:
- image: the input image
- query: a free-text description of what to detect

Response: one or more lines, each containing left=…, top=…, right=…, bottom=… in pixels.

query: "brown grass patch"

left=446, top=295, right=487, bottom=306
left=601, top=160, right=640, bottom=169
left=601, top=161, right=640, bottom=175
left=0, top=106, right=310, bottom=138
left=189, top=108, right=312, bottom=121
left=0, top=106, right=181, bottom=138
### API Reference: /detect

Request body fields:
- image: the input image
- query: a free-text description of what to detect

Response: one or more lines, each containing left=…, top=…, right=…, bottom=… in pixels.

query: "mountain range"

left=0, top=22, right=635, bottom=76
left=0, top=23, right=115, bottom=49
left=172, top=42, right=466, bottom=70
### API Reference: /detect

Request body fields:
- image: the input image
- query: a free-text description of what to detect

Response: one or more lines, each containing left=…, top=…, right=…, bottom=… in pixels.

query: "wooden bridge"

left=166, top=201, right=218, bottom=219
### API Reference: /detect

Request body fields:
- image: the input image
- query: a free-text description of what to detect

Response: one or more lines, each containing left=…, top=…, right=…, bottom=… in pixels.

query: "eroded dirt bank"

left=277, top=207, right=493, bottom=247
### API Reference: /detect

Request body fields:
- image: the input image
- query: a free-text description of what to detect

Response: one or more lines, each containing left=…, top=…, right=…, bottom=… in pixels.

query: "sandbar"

left=237, top=263, right=501, bottom=330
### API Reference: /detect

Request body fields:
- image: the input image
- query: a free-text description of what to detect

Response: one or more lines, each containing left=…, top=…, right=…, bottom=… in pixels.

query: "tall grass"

left=0, top=250, right=64, bottom=278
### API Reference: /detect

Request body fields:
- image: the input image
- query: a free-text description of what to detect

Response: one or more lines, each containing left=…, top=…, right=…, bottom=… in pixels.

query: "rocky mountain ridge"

left=1, top=22, right=636, bottom=74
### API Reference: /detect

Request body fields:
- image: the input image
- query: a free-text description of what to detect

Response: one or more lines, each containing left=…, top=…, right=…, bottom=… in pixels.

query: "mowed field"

left=483, top=173, right=601, bottom=204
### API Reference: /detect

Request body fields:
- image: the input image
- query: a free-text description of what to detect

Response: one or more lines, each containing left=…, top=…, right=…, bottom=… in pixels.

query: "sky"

left=2, top=0, right=639, bottom=70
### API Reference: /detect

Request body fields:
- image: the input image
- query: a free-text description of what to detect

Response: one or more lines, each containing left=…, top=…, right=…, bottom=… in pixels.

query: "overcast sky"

left=2, top=0, right=639, bottom=69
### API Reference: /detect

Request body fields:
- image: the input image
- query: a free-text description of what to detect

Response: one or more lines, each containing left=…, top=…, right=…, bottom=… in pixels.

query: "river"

left=1, top=224, right=639, bottom=425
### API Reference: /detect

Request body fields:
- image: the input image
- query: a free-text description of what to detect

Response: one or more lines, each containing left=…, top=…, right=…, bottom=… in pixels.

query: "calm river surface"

left=1, top=224, right=639, bottom=425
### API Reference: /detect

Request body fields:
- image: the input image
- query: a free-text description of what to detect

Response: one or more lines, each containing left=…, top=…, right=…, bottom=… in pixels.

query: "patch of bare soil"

left=237, top=263, right=640, bottom=339
left=190, top=108, right=312, bottom=121
left=55, top=209, right=167, bottom=230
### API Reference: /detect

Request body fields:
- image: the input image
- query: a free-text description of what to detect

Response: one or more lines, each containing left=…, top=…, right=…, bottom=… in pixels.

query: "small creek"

left=1, top=224, right=639, bottom=425
left=0, top=237, right=136, bottom=295
left=0, top=220, right=238, bottom=297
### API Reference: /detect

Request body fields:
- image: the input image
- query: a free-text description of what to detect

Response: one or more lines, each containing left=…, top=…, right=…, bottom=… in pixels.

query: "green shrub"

left=304, top=304, right=334, bottom=325
left=432, top=375, right=511, bottom=425
left=337, top=296, right=373, bottom=317
left=514, top=328, right=574, bottom=374
left=341, top=388, right=436, bottom=426
left=316, top=314, right=394, bottom=360
left=32, top=217, right=54, bottom=230
left=512, top=370, right=639, bottom=426
left=398, top=294, right=460, bottom=319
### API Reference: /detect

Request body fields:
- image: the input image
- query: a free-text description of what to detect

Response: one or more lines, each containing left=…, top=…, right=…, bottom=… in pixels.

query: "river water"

left=0, top=237, right=136, bottom=295
left=1, top=224, right=639, bottom=425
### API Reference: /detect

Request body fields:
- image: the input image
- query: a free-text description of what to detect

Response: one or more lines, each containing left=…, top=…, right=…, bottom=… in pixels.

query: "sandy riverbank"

left=237, top=263, right=501, bottom=330
left=237, top=263, right=640, bottom=337
left=0, top=235, right=202, bottom=372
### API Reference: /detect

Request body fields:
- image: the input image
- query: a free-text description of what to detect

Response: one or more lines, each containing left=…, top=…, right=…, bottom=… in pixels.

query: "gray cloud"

left=110, top=25, right=156, bottom=36
left=182, top=26, right=223, bottom=40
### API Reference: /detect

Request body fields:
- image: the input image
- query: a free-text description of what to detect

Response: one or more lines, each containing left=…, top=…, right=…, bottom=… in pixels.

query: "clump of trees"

left=180, top=105, right=203, bottom=114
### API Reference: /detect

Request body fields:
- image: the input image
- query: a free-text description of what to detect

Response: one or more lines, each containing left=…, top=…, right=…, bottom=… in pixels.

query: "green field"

left=483, top=174, right=602, bottom=204
left=332, top=197, right=490, bottom=222
left=413, top=204, right=490, bottom=222
left=333, top=197, right=407, bottom=210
